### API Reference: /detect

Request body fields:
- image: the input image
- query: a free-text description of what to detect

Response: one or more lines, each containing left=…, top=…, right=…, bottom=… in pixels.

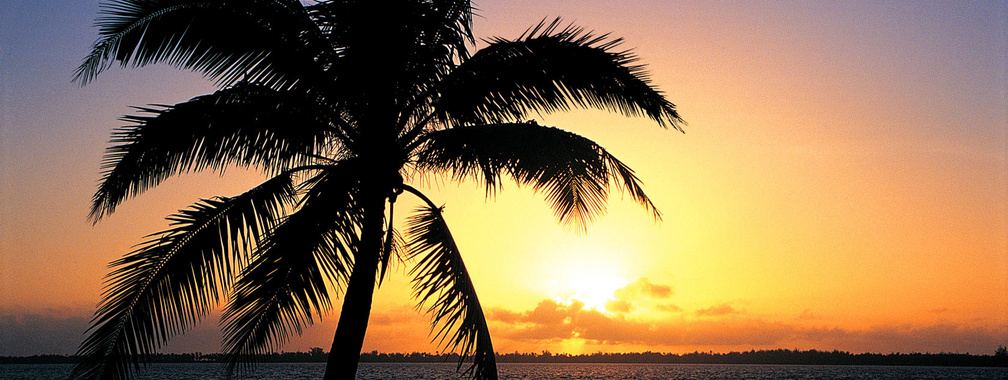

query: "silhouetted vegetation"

left=72, top=1, right=682, bottom=379
left=6, top=348, right=1006, bottom=367
left=0, top=355, right=79, bottom=364
left=488, top=349, right=1008, bottom=367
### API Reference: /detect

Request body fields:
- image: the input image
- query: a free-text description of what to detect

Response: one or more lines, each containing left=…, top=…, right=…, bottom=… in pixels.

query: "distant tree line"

left=4, top=346, right=1006, bottom=367
left=490, top=348, right=1008, bottom=367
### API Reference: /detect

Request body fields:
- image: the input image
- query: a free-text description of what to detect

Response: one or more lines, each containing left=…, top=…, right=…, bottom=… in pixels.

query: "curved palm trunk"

left=324, top=190, right=387, bottom=380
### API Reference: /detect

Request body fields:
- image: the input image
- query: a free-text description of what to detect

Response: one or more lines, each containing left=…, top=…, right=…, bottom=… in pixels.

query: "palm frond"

left=431, top=0, right=475, bottom=59
left=394, top=0, right=478, bottom=133
left=306, top=1, right=473, bottom=137
left=434, top=18, right=683, bottom=130
left=69, top=172, right=296, bottom=380
left=75, top=0, right=328, bottom=87
left=402, top=185, right=497, bottom=380
left=377, top=200, right=406, bottom=287
left=415, top=122, right=660, bottom=231
left=90, top=83, right=337, bottom=222
left=222, top=164, right=361, bottom=373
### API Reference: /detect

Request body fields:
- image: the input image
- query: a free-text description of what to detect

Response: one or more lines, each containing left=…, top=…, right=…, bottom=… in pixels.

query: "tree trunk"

left=323, top=191, right=386, bottom=380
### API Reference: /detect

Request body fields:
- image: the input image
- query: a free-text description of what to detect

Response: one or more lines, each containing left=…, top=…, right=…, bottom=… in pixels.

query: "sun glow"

left=553, top=270, right=628, bottom=313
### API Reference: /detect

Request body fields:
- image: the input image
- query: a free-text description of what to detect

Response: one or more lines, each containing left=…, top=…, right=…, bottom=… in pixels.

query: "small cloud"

left=584, top=277, right=677, bottom=314
left=613, top=278, right=673, bottom=300
left=489, top=308, right=524, bottom=324
left=695, top=304, right=738, bottom=317
left=368, top=306, right=427, bottom=326
left=798, top=309, right=820, bottom=320
left=656, top=303, right=682, bottom=313
left=605, top=299, right=633, bottom=314
left=525, top=299, right=581, bottom=325
left=490, top=299, right=585, bottom=325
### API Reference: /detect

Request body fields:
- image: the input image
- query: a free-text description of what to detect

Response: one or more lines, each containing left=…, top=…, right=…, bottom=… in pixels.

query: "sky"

left=1, top=0, right=1006, bottom=357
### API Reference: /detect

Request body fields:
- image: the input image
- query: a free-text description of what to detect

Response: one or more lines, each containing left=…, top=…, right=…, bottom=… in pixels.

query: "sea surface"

left=2, top=362, right=1006, bottom=380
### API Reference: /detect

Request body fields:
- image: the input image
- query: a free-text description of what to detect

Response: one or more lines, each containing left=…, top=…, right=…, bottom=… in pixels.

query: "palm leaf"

left=377, top=202, right=407, bottom=288
left=75, top=0, right=329, bottom=87
left=393, top=0, right=478, bottom=132
left=306, top=1, right=474, bottom=136
left=431, top=0, right=475, bottom=59
left=434, top=18, right=683, bottom=130
left=69, top=172, right=296, bottom=380
left=90, top=83, right=338, bottom=221
left=402, top=185, right=497, bottom=380
left=222, top=164, right=361, bottom=373
left=414, top=122, right=660, bottom=231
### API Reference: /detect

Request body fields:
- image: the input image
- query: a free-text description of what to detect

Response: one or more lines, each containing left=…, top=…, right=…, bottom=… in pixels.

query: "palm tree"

left=70, top=1, right=683, bottom=380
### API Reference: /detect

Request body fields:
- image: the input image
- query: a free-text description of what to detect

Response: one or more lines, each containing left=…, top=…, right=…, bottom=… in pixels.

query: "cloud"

left=0, top=303, right=463, bottom=356
left=0, top=307, right=311, bottom=356
left=797, top=309, right=821, bottom=321
left=368, top=305, right=428, bottom=326
left=3, top=304, right=1005, bottom=358
left=613, top=278, right=673, bottom=300
left=600, top=277, right=680, bottom=315
left=604, top=299, right=633, bottom=313
left=0, top=309, right=90, bottom=356
left=492, top=299, right=585, bottom=327
left=488, top=308, right=524, bottom=324
left=656, top=303, right=682, bottom=313
left=489, top=299, right=646, bottom=342
left=526, top=299, right=581, bottom=325
left=789, top=324, right=1008, bottom=355
left=695, top=304, right=739, bottom=317
left=486, top=299, right=1008, bottom=354
left=490, top=299, right=585, bottom=341
left=489, top=299, right=782, bottom=346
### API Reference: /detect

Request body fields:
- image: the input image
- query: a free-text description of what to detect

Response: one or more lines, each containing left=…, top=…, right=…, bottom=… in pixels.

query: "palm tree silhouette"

left=69, top=1, right=683, bottom=380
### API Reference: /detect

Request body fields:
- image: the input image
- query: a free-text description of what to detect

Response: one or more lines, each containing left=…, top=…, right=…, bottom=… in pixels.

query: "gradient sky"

left=1, top=1, right=1006, bottom=357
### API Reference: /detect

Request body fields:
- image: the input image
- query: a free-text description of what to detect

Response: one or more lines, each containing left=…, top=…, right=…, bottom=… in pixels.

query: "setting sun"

left=553, top=272, right=628, bottom=313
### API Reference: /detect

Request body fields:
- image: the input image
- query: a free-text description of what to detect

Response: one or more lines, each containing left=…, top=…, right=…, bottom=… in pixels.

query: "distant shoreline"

left=3, top=349, right=1007, bottom=367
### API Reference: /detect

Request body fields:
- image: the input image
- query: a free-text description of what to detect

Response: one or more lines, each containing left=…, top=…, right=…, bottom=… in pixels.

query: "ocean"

left=2, top=362, right=1006, bottom=380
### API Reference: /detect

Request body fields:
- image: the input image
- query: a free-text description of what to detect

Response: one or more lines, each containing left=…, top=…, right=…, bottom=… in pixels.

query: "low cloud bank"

left=487, top=297, right=1007, bottom=354
left=484, top=277, right=1007, bottom=355
left=0, top=310, right=89, bottom=356
left=4, top=277, right=1005, bottom=357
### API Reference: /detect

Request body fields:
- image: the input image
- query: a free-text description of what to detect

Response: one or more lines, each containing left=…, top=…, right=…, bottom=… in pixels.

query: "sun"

left=552, top=266, right=628, bottom=312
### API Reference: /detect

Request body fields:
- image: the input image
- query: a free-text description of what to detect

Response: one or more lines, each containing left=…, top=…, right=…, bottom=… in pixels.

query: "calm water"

left=2, top=362, right=1006, bottom=380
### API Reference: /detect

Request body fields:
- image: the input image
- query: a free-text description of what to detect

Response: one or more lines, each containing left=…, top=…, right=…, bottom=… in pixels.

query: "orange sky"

left=1, top=1, right=1006, bottom=356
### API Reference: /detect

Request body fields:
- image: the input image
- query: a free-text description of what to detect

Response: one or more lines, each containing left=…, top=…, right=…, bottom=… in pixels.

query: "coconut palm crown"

left=70, top=1, right=684, bottom=380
